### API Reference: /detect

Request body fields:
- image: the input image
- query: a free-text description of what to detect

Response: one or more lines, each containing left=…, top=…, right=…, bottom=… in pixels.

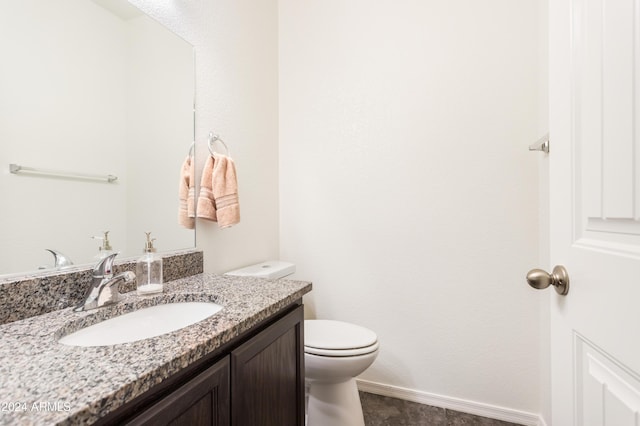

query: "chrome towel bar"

left=9, top=163, right=118, bottom=183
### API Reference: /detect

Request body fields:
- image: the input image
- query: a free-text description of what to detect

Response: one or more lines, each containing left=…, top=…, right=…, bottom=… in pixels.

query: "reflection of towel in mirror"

left=197, top=154, right=240, bottom=228
left=178, top=156, right=195, bottom=229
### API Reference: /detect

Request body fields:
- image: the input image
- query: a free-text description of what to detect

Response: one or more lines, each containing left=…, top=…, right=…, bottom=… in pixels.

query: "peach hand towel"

left=178, top=156, right=195, bottom=229
left=196, top=154, right=240, bottom=228
left=196, top=155, right=217, bottom=221
left=212, top=154, right=240, bottom=228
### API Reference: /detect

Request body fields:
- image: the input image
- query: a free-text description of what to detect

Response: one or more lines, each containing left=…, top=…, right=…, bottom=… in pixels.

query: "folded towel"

left=212, top=154, right=240, bottom=228
left=196, top=154, right=240, bottom=228
left=178, top=156, right=196, bottom=229
left=196, top=155, right=217, bottom=221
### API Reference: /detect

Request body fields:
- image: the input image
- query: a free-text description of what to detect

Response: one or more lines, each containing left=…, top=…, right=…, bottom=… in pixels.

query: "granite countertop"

left=0, top=273, right=311, bottom=425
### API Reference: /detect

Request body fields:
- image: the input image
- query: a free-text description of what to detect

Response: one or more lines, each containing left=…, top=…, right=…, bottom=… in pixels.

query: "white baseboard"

left=356, top=379, right=547, bottom=426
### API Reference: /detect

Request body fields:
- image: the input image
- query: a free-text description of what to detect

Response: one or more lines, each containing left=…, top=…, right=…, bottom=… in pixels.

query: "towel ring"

left=208, top=132, right=230, bottom=157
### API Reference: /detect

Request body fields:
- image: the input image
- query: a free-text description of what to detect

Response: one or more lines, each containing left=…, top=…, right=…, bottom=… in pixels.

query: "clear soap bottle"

left=136, top=232, right=163, bottom=295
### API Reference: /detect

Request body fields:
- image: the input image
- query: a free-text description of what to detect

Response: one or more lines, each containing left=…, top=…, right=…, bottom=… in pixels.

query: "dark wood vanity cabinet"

left=127, top=357, right=230, bottom=426
left=231, top=305, right=305, bottom=426
left=113, top=304, right=304, bottom=426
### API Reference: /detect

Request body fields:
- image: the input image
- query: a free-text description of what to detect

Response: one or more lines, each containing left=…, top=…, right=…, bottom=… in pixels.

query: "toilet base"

left=307, top=378, right=364, bottom=426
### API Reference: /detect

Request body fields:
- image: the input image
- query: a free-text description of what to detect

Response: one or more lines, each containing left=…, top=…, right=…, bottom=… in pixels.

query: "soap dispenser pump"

left=136, top=232, right=163, bottom=295
left=92, top=231, right=114, bottom=261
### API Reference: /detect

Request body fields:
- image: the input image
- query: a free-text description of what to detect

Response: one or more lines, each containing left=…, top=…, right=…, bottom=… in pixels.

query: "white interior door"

left=549, top=0, right=640, bottom=425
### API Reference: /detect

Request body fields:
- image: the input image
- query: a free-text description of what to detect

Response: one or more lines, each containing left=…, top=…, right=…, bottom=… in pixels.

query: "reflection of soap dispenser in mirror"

left=92, top=231, right=114, bottom=261
left=136, top=232, right=163, bottom=296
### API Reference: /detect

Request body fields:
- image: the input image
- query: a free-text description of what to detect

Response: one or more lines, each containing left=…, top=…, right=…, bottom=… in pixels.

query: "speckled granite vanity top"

left=0, top=273, right=311, bottom=425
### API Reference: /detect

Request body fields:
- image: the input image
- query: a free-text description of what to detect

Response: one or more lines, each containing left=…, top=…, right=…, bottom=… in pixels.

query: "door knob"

left=526, top=265, right=569, bottom=295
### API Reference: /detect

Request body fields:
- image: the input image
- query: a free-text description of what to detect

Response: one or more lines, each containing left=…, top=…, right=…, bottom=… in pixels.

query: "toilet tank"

left=224, top=261, right=296, bottom=280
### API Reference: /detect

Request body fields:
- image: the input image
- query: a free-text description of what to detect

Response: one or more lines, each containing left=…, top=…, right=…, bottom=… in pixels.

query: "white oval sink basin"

left=58, top=302, right=223, bottom=347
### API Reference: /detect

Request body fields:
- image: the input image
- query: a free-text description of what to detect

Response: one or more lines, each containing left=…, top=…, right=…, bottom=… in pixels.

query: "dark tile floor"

left=360, top=392, right=524, bottom=426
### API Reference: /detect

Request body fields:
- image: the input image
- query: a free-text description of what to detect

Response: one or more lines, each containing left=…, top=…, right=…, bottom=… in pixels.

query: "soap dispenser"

left=136, top=232, right=163, bottom=295
left=92, top=231, right=114, bottom=261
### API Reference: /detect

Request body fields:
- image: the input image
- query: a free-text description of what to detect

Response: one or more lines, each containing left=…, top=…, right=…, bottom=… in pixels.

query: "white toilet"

left=225, top=261, right=380, bottom=426
left=304, top=319, right=379, bottom=426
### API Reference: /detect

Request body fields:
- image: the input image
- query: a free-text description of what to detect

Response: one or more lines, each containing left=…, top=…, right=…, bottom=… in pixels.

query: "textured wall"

left=279, top=0, right=545, bottom=414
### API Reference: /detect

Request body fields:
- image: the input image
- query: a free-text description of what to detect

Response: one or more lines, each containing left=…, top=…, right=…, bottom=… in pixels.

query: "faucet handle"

left=93, top=252, right=119, bottom=277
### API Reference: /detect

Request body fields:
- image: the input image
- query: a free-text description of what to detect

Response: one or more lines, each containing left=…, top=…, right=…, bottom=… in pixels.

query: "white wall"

left=279, top=0, right=545, bottom=415
left=537, top=0, right=551, bottom=423
left=128, top=0, right=280, bottom=272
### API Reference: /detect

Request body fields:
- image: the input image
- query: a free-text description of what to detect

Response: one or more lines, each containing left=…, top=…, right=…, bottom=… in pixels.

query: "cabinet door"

left=231, top=305, right=304, bottom=426
left=128, top=356, right=230, bottom=426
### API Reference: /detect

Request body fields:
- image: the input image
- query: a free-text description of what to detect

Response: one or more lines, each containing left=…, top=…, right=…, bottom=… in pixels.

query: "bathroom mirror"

left=0, top=0, right=195, bottom=277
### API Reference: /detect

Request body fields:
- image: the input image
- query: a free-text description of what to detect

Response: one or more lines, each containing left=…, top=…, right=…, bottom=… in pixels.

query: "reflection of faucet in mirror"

left=74, top=253, right=136, bottom=312
left=44, top=249, right=74, bottom=269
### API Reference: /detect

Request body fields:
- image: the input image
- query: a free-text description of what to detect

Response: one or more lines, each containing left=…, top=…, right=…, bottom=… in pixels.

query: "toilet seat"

left=305, top=341, right=379, bottom=357
left=304, top=320, right=378, bottom=357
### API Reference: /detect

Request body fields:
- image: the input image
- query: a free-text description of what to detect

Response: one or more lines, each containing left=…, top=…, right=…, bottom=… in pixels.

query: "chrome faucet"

left=45, top=249, right=74, bottom=269
left=74, top=253, right=135, bottom=312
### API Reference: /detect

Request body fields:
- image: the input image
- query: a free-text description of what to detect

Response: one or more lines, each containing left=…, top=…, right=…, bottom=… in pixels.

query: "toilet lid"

left=304, top=320, right=378, bottom=352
